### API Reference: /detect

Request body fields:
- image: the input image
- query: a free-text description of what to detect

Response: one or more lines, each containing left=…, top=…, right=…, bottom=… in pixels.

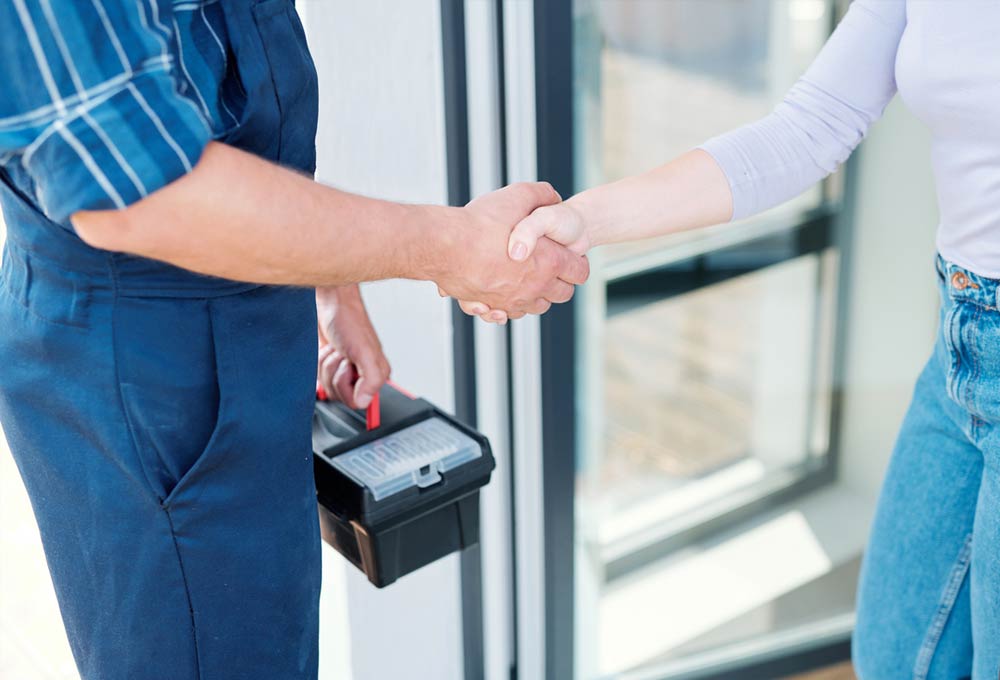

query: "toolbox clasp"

left=414, top=462, right=443, bottom=489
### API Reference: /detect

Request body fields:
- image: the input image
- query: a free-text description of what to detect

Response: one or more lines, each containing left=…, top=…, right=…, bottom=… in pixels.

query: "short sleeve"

left=0, top=0, right=212, bottom=224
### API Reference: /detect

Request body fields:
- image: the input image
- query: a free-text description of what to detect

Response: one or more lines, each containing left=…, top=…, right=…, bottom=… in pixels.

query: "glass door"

left=514, top=1, right=861, bottom=678
left=574, top=0, right=843, bottom=581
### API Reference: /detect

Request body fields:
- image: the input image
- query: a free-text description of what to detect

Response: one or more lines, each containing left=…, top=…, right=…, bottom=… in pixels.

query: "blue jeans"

left=854, top=257, right=1000, bottom=679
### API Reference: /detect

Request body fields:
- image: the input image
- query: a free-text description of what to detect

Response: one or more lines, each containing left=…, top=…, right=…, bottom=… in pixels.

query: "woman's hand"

left=507, top=201, right=591, bottom=262
left=316, top=284, right=390, bottom=409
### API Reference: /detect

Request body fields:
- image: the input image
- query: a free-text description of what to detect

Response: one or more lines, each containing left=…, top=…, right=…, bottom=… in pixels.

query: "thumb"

left=353, top=376, right=375, bottom=409
left=508, top=206, right=557, bottom=262
left=509, top=203, right=586, bottom=262
left=352, top=351, right=389, bottom=409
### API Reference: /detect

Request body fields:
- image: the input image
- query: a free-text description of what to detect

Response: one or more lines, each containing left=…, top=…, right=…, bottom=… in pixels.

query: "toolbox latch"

left=414, top=462, right=443, bottom=489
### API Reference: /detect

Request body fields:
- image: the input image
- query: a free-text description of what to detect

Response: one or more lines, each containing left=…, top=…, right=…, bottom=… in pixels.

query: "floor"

left=789, top=661, right=856, bottom=680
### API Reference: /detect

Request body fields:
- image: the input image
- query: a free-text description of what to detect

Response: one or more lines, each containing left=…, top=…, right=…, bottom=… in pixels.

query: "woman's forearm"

left=505, top=149, right=734, bottom=263
left=506, top=0, right=903, bottom=265
left=571, top=149, right=733, bottom=248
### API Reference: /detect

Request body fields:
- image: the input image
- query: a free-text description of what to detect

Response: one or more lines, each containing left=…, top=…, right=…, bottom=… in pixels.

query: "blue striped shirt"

left=0, top=0, right=237, bottom=224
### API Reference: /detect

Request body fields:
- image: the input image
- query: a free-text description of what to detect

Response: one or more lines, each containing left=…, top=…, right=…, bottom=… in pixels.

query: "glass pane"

left=574, top=0, right=836, bottom=268
left=587, top=250, right=835, bottom=555
left=570, top=2, right=849, bottom=678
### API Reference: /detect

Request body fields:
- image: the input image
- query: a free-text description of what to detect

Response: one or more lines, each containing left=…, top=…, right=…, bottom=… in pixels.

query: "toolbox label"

left=330, top=417, right=482, bottom=500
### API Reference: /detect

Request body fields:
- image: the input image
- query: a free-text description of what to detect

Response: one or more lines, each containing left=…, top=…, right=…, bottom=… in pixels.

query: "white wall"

left=299, top=2, right=465, bottom=679
left=837, top=98, right=939, bottom=504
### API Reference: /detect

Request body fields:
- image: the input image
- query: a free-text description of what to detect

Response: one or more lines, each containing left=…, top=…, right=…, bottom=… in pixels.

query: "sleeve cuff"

left=25, top=69, right=211, bottom=225
left=698, top=136, right=754, bottom=223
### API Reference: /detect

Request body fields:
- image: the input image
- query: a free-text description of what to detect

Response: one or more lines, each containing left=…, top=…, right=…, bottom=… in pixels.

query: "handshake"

left=318, top=180, right=593, bottom=407
left=431, top=181, right=592, bottom=324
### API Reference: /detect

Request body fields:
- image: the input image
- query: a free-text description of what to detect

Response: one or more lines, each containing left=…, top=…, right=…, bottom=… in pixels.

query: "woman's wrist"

left=565, top=190, right=607, bottom=250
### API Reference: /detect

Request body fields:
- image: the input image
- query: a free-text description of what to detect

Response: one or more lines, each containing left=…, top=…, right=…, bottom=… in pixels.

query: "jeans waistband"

left=936, top=254, right=1000, bottom=309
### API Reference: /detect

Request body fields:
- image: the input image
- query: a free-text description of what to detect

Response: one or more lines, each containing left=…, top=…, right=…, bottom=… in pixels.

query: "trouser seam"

left=913, top=532, right=974, bottom=680
left=108, top=255, right=164, bottom=504
left=164, top=508, right=203, bottom=680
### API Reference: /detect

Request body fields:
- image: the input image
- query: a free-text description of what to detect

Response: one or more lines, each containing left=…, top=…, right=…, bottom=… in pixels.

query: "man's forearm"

left=71, top=142, right=455, bottom=287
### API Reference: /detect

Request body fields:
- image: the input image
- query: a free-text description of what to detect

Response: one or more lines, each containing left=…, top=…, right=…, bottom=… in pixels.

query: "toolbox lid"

left=330, top=416, right=483, bottom=501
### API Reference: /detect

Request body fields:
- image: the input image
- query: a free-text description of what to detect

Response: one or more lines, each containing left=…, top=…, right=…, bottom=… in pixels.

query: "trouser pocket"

left=114, top=295, right=221, bottom=502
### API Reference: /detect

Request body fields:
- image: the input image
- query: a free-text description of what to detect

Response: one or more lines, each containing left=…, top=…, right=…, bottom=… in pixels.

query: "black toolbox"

left=312, top=383, right=495, bottom=587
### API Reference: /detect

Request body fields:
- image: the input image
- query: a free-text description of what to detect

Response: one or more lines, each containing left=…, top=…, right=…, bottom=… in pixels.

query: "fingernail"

left=510, top=242, right=528, bottom=261
left=356, top=393, right=372, bottom=408
left=490, top=311, right=505, bottom=321
left=470, top=303, right=487, bottom=315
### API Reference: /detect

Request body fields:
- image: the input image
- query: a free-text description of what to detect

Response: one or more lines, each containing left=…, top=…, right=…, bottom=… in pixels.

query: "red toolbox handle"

left=316, top=384, right=381, bottom=431
left=365, top=393, right=380, bottom=430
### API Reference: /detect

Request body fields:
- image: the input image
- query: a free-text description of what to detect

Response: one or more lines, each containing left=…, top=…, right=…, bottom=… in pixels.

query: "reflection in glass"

left=571, top=2, right=852, bottom=677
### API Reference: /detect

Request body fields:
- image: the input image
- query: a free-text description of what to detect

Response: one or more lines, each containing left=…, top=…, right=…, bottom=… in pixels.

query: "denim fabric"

left=854, top=257, right=1000, bottom=680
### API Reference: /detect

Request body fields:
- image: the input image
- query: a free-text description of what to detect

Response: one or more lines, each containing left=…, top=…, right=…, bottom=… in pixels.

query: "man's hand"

left=432, top=182, right=590, bottom=320
left=316, top=285, right=390, bottom=409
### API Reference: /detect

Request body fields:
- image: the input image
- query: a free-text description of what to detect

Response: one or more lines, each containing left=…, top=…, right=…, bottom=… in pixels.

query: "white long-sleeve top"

left=700, top=0, right=1000, bottom=277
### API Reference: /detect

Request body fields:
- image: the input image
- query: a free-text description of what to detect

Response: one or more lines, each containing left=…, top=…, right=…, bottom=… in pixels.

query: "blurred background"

left=1, top=1, right=939, bottom=679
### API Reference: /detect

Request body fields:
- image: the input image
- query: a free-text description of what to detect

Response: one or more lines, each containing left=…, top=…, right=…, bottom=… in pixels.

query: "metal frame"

left=440, top=1, right=485, bottom=677
left=501, top=3, right=550, bottom=680
left=464, top=2, right=519, bottom=679
left=533, top=1, right=577, bottom=679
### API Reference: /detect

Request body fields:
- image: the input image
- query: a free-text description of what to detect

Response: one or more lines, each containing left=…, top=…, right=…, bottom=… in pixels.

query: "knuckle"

left=537, top=181, right=558, bottom=201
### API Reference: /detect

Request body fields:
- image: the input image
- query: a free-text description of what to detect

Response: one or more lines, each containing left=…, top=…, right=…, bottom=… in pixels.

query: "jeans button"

left=952, top=272, right=969, bottom=290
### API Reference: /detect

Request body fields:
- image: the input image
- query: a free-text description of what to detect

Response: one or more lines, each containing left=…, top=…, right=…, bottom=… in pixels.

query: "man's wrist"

left=394, top=204, right=464, bottom=283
